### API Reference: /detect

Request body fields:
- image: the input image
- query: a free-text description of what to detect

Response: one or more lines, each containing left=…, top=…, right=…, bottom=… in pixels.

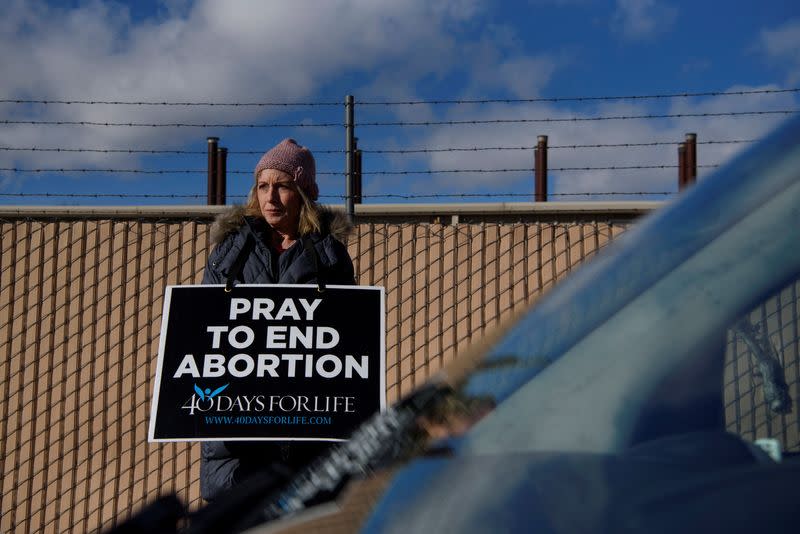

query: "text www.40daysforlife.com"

left=204, top=415, right=333, bottom=425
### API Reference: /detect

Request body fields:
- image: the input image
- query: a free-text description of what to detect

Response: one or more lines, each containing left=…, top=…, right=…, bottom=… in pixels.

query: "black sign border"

left=148, top=284, right=386, bottom=442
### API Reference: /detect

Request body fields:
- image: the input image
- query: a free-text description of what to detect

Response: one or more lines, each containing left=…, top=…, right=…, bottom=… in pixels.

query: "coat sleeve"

left=200, top=442, right=239, bottom=502
left=200, top=441, right=301, bottom=503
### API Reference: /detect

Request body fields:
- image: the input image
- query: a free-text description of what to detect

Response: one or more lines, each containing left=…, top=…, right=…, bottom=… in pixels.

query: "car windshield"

left=450, top=115, right=800, bottom=460
left=449, top=271, right=799, bottom=458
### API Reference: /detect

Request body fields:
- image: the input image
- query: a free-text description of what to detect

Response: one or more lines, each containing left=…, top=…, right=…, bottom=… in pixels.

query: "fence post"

left=685, top=133, right=697, bottom=187
left=534, top=135, right=548, bottom=202
left=216, top=146, right=227, bottom=205
left=678, top=141, right=687, bottom=190
left=345, top=95, right=355, bottom=217
left=207, top=137, right=219, bottom=205
left=354, top=137, right=362, bottom=205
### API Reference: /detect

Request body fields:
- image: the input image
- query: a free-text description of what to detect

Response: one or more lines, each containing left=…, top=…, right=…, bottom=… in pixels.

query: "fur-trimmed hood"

left=209, top=204, right=354, bottom=245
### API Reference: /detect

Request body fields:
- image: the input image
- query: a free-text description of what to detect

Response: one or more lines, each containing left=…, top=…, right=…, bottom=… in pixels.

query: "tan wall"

left=1, top=219, right=213, bottom=534
left=2, top=205, right=795, bottom=533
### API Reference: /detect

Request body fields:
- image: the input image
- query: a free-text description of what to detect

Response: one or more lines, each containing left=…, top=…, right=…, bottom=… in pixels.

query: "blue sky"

left=1, top=0, right=798, bottom=206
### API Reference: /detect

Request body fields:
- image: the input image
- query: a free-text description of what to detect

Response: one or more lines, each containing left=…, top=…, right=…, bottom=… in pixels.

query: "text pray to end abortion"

left=172, top=296, right=371, bottom=380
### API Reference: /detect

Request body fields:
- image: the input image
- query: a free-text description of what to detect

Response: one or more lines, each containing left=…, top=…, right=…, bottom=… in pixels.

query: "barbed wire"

left=0, top=192, right=209, bottom=199
left=357, top=110, right=798, bottom=127
left=0, top=147, right=344, bottom=155
left=1, top=87, right=796, bottom=107
left=0, top=139, right=755, bottom=155
left=2, top=110, right=796, bottom=129
left=0, top=99, right=340, bottom=107
left=0, top=164, right=719, bottom=175
left=365, top=165, right=719, bottom=175
left=343, top=192, right=675, bottom=198
left=0, top=120, right=339, bottom=128
left=362, top=139, right=756, bottom=153
left=0, top=191, right=674, bottom=199
left=359, top=88, right=800, bottom=105
left=0, top=167, right=339, bottom=175
left=1, top=89, right=780, bottom=205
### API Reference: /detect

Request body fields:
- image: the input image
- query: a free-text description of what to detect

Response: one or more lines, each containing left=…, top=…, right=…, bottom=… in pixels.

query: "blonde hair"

left=244, top=182, right=322, bottom=237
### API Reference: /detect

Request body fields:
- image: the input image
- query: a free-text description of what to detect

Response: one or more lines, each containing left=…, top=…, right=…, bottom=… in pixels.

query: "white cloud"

left=610, top=0, right=677, bottom=41
left=470, top=54, right=559, bottom=99
left=758, top=19, right=800, bottom=57
left=456, top=24, right=563, bottom=100
left=756, top=19, right=800, bottom=84
left=1, top=1, right=795, bottom=201
left=0, top=0, right=482, bottom=172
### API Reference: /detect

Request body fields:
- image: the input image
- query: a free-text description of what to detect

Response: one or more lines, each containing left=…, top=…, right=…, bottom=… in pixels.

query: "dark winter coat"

left=200, top=205, right=355, bottom=503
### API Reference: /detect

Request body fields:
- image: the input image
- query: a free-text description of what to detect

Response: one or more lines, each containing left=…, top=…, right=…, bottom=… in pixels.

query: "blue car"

left=356, top=113, right=800, bottom=534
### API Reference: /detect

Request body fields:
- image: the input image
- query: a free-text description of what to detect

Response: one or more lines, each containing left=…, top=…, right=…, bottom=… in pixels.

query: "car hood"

left=362, top=431, right=799, bottom=534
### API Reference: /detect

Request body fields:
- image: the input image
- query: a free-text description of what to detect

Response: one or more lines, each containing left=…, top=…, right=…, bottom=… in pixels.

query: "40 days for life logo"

left=148, top=284, right=385, bottom=442
left=195, top=383, right=229, bottom=401
left=183, top=382, right=357, bottom=417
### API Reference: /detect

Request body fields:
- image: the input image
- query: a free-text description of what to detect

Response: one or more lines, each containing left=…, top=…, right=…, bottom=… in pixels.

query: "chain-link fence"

left=3, top=206, right=797, bottom=533
left=1, top=217, right=211, bottom=534
left=724, top=280, right=800, bottom=450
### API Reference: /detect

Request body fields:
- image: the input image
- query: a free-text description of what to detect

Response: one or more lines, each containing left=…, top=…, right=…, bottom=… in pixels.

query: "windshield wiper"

left=191, top=382, right=448, bottom=533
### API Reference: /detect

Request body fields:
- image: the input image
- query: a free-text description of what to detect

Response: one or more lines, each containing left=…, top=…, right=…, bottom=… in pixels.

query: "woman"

left=200, top=138, right=355, bottom=503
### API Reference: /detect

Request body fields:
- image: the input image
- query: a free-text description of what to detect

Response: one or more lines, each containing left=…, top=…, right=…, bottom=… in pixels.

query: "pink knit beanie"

left=254, top=138, right=319, bottom=200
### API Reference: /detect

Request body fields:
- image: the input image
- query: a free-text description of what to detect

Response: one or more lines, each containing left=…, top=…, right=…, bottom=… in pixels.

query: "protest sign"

left=148, top=284, right=385, bottom=442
